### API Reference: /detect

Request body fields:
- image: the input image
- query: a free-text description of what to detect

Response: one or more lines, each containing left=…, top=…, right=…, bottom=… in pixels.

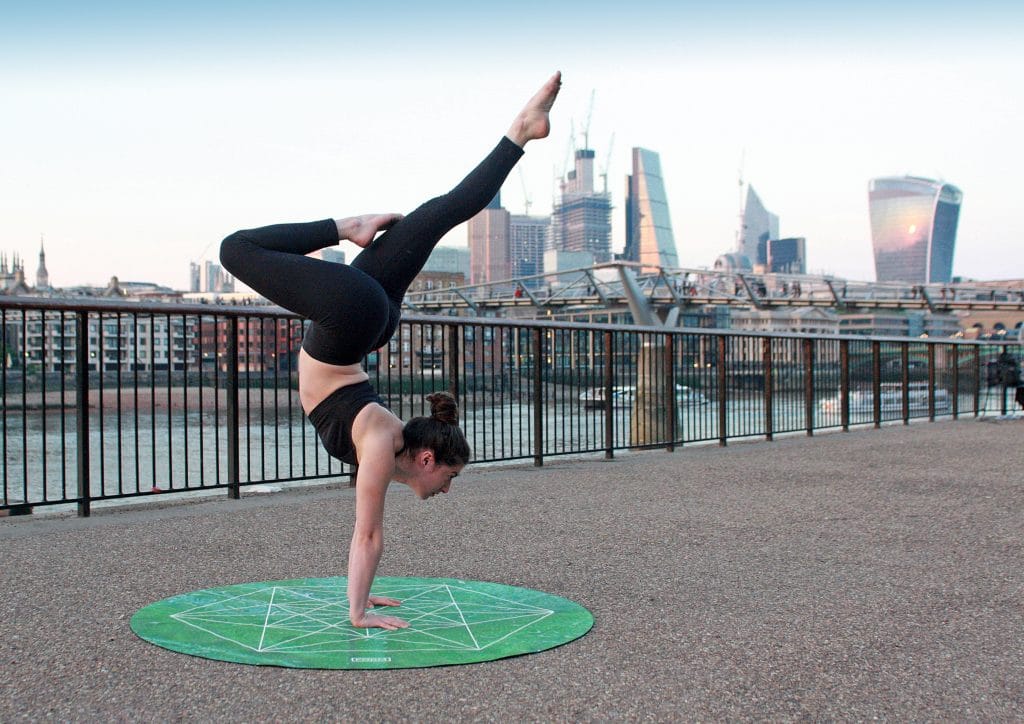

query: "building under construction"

left=552, top=149, right=612, bottom=264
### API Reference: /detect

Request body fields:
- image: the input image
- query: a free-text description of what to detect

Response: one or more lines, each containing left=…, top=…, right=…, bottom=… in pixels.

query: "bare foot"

left=506, top=71, right=562, bottom=148
left=338, top=213, right=404, bottom=248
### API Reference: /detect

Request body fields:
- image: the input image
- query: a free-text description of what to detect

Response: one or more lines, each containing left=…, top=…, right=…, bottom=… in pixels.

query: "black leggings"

left=220, top=137, right=523, bottom=365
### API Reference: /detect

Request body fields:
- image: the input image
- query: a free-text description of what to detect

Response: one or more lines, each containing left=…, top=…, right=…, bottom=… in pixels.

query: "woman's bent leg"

left=219, top=219, right=341, bottom=318
left=219, top=220, right=390, bottom=364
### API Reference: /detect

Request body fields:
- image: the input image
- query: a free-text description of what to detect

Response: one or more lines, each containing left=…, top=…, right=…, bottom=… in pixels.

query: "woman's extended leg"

left=347, top=137, right=522, bottom=299
left=350, top=72, right=562, bottom=304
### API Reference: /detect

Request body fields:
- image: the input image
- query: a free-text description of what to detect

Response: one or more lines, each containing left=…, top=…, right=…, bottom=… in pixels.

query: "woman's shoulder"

left=352, top=403, right=404, bottom=451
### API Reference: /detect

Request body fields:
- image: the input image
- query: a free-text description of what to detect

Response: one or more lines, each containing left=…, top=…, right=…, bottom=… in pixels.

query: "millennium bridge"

left=404, top=262, right=1024, bottom=324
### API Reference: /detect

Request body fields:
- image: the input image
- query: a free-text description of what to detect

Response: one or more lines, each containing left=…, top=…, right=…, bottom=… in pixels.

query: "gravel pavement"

left=2, top=417, right=1022, bottom=721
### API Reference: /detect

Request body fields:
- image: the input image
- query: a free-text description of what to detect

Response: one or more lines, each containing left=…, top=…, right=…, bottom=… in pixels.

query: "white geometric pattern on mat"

left=170, top=582, right=554, bottom=654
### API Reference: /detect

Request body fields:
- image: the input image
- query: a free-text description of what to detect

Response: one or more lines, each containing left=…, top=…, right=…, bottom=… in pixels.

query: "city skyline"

left=2, top=1, right=1022, bottom=289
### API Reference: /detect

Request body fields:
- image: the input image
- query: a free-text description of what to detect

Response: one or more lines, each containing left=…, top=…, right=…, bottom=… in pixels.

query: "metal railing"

left=1, top=296, right=1019, bottom=516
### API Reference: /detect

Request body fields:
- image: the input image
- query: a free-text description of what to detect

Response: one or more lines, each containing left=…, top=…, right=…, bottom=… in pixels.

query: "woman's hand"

left=338, top=214, right=404, bottom=248
left=348, top=596, right=403, bottom=630
left=350, top=612, right=409, bottom=631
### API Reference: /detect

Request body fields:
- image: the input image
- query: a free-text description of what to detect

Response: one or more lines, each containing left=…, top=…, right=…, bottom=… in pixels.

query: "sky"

left=2, top=1, right=1023, bottom=290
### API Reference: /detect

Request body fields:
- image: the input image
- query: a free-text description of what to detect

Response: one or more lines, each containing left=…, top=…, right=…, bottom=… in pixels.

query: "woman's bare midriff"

left=298, top=348, right=370, bottom=415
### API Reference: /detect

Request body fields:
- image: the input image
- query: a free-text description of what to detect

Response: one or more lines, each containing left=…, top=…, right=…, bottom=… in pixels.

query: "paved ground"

left=2, top=417, right=1022, bottom=722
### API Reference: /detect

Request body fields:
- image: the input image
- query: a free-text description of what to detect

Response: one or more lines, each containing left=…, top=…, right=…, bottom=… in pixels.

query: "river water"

left=1, top=389, right=997, bottom=512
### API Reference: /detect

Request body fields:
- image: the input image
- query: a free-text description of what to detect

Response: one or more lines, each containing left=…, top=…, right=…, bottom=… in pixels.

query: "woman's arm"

left=346, top=437, right=408, bottom=630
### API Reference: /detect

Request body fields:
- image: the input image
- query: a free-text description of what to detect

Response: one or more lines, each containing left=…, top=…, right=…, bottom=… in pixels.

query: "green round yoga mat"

left=131, top=576, right=594, bottom=669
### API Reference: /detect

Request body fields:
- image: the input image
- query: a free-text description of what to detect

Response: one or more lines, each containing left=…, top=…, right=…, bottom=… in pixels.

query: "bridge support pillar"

left=630, top=340, right=672, bottom=447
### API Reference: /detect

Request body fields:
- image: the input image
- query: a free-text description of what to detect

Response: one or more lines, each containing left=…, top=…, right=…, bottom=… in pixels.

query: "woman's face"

left=410, top=458, right=463, bottom=500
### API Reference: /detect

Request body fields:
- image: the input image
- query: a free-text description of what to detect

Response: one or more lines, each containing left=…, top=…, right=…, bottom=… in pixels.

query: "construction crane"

left=581, top=90, right=595, bottom=150
left=736, top=148, right=746, bottom=252
left=518, top=166, right=533, bottom=216
left=600, top=132, right=615, bottom=193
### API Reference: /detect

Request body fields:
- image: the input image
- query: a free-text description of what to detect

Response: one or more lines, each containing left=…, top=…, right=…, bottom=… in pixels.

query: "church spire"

left=37, top=234, right=50, bottom=289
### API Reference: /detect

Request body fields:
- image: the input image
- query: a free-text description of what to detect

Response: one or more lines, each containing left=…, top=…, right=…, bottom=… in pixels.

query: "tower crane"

left=600, top=132, right=615, bottom=193
left=581, top=90, right=595, bottom=150
left=518, top=166, right=533, bottom=216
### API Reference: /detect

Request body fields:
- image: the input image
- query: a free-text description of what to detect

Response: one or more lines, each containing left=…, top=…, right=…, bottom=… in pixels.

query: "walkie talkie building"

left=868, top=176, right=962, bottom=284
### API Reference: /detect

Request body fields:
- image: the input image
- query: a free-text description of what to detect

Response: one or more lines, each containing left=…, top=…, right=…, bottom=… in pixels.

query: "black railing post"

left=840, top=339, right=850, bottom=431
left=717, top=336, right=728, bottom=447
left=763, top=338, right=774, bottom=441
left=973, top=345, right=981, bottom=417
left=603, top=331, right=614, bottom=459
left=900, top=343, right=910, bottom=424
left=804, top=338, right=815, bottom=436
left=665, top=334, right=676, bottom=452
left=872, top=341, right=881, bottom=428
left=75, top=311, right=91, bottom=517
left=226, top=316, right=240, bottom=499
left=927, top=344, right=937, bottom=421
left=446, top=323, right=460, bottom=399
left=1001, top=344, right=1010, bottom=416
left=951, top=345, right=960, bottom=419
left=533, top=328, right=543, bottom=467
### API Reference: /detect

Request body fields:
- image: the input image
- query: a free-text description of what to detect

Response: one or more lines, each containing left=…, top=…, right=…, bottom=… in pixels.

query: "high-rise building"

left=510, top=214, right=548, bottom=287
left=767, top=237, right=806, bottom=274
left=624, top=147, right=678, bottom=269
left=868, top=176, right=962, bottom=284
left=468, top=192, right=511, bottom=284
left=189, top=260, right=235, bottom=293
left=738, top=185, right=779, bottom=267
left=552, top=149, right=612, bottom=263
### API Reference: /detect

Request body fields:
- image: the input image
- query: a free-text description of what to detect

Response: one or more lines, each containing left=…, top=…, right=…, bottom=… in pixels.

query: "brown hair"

left=401, top=392, right=471, bottom=466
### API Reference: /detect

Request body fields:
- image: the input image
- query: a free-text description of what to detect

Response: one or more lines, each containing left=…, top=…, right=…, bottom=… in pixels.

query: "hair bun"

left=426, top=391, right=459, bottom=425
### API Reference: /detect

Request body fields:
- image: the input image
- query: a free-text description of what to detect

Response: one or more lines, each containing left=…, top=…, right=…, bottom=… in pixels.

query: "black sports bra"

left=306, top=380, right=386, bottom=465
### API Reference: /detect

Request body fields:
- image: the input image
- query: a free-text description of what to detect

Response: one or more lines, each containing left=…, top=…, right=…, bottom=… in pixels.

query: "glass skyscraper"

left=624, top=147, right=678, bottom=268
left=738, top=185, right=778, bottom=267
left=868, top=176, right=962, bottom=284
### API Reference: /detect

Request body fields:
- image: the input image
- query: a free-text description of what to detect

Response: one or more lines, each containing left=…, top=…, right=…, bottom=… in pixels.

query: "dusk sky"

left=3, top=1, right=1022, bottom=290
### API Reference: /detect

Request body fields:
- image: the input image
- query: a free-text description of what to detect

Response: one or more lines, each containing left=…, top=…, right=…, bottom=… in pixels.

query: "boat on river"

left=819, top=382, right=951, bottom=413
left=579, top=384, right=709, bottom=409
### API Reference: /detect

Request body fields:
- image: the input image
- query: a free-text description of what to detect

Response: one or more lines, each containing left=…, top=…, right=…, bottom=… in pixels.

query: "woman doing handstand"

left=219, top=72, right=561, bottom=630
